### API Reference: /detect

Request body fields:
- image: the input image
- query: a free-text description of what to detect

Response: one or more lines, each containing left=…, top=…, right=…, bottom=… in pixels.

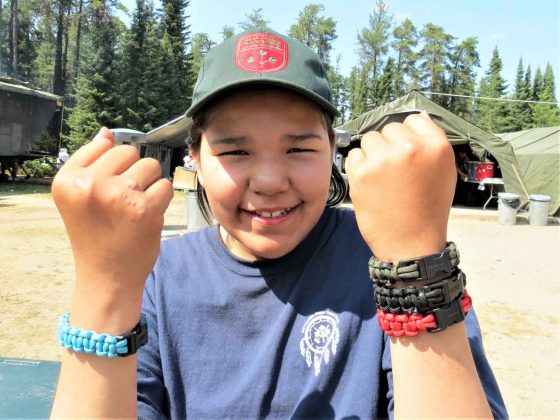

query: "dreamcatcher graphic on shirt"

left=299, top=310, right=340, bottom=376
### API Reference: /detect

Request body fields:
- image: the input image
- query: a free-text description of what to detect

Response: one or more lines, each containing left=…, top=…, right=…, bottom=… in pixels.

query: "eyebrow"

left=209, top=132, right=323, bottom=146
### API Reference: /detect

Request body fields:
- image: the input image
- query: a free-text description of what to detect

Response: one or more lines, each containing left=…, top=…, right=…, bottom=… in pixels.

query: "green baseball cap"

left=186, top=27, right=340, bottom=119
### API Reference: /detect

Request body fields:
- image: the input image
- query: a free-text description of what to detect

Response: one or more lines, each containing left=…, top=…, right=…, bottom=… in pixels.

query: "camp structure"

left=145, top=115, right=192, bottom=178
left=498, top=126, right=559, bottom=215
left=337, top=90, right=527, bottom=205
left=0, top=77, right=63, bottom=180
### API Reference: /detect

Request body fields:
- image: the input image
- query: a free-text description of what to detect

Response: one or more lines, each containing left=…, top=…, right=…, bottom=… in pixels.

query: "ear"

left=191, top=152, right=204, bottom=187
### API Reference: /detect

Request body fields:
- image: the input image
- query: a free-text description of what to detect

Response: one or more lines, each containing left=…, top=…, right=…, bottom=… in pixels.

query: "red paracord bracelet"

left=377, top=290, right=472, bottom=337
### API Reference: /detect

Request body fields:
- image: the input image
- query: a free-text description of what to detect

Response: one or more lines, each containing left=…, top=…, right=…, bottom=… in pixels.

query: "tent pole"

left=511, top=163, right=530, bottom=199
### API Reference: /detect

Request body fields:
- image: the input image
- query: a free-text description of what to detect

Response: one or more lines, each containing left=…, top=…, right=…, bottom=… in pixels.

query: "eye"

left=288, top=148, right=314, bottom=153
left=219, top=150, right=248, bottom=156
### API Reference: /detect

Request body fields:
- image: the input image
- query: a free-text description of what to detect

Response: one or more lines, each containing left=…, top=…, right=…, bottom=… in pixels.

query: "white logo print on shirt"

left=299, top=310, right=340, bottom=376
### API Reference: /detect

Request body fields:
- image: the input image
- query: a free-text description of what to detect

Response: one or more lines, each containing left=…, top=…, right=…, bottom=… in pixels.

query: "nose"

left=249, top=157, right=290, bottom=196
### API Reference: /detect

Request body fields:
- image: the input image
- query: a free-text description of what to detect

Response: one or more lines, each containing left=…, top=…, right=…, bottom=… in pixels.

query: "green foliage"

left=65, top=0, right=123, bottom=149
left=391, top=18, right=419, bottom=96
left=288, top=4, right=336, bottom=65
left=24, top=159, right=57, bottom=178
left=445, top=37, right=479, bottom=119
left=238, top=8, right=268, bottom=32
left=419, top=23, right=454, bottom=105
left=532, top=63, right=560, bottom=127
left=475, top=47, right=509, bottom=132
left=190, top=32, right=215, bottom=80
left=220, top=25, right=234, bottom=40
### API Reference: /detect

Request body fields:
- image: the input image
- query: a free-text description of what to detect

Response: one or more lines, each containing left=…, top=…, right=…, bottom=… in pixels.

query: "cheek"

left=199, top=158, right=244, bottom=211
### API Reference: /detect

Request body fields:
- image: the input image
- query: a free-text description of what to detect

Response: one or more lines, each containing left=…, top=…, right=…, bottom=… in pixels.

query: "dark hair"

left=188, top=87, right=347, bottom=224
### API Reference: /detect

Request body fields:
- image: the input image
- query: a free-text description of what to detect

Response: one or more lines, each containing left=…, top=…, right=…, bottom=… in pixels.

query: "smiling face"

left=192, top=88, right=334, bottom=261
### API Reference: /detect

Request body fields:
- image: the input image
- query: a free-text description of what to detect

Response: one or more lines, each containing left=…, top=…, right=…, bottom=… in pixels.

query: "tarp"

left=337, top=90, right=527, bottom=204
left=498, top=126, right=559, bottom=215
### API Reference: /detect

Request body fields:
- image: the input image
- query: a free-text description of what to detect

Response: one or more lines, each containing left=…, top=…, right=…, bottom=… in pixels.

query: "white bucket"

left=529, top=194, right=551, bottom=226
left=185, top=189, right=210, bottom=232
left=497, top=193, right=520, bottom=225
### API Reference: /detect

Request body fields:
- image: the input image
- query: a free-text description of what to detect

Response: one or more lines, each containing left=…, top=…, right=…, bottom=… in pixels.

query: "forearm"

left=390, top=320, right=492, bottom=418
left=50, top=284, right=143, bottom=418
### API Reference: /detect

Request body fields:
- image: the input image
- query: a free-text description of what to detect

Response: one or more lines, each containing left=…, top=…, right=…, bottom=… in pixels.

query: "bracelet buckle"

left=117, top=314, right=148, bottom=357
left=427, top=297, right=466, bottom=333
left=399, top=247, right=453, bottom=281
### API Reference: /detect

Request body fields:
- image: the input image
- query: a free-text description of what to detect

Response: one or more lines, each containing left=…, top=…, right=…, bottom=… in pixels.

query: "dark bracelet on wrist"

left=374, top=269, right=466, bottom=314
left=369, top=241, right=460, bottom=287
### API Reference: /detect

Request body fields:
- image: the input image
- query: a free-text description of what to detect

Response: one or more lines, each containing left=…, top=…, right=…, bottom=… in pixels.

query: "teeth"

left=253, top=207, right=292, bottom=218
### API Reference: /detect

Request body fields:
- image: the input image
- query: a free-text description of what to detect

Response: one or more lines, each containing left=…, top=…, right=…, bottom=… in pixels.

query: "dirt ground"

left=1, top=184, right=559, bottom=418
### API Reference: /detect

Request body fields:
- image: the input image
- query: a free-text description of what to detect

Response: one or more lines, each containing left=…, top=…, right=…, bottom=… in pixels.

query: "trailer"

left=0, top=77, right=63, bottom=181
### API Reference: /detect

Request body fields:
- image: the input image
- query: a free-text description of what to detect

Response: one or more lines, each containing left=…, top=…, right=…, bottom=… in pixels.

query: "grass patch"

left=0, top=181, right=52, bottom=196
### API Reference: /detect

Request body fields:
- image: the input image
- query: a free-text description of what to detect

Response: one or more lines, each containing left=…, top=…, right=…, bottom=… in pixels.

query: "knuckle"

left=116, top=144, right=140, bottom=160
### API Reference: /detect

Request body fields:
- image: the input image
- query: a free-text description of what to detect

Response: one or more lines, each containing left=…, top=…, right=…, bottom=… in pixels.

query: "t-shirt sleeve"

left=137, top=271, right=169, bottom=419
left=465, top=308, right=509, bottom=419
left=383, top=308, right=508, bottom=420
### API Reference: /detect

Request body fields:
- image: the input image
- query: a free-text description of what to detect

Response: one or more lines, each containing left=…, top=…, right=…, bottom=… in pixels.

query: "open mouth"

left=245, top=205, right=298, bottom=219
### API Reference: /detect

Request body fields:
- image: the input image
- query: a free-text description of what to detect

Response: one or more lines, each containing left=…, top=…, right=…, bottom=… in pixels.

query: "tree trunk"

left=53, top=0, right=66, bottom=95
left=10, top=0, right=18, bottom=78
left=72, top=0, right=83, bottom=79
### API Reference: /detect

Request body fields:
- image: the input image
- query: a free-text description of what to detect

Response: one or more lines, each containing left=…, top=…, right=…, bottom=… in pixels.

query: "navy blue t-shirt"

left=137, top=207, right=507, bottom=419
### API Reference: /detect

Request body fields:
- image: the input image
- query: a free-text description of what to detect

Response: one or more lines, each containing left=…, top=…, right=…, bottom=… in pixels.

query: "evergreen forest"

left=1, top=0, right=558, bottom=151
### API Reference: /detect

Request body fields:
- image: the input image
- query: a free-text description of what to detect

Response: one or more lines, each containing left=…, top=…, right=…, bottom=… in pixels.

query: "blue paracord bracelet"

left=57, top=313, right=130, bottom=358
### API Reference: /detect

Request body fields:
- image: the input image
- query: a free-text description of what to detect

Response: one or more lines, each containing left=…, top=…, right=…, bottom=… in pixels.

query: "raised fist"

left=52, top=128, right=173, bottom=296
left=345, top=112, right=456, bottom=263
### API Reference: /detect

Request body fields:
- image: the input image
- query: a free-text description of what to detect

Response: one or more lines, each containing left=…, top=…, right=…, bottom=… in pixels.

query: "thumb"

left=344, top=147, right=365, bottom=179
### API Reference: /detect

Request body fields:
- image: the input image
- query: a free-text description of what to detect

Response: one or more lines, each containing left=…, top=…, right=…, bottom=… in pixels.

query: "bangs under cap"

left=186, top=27, right=339, bottom=119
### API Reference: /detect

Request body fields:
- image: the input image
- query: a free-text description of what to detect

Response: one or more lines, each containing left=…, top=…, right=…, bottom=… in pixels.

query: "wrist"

left=70, top=283, right=143, bottom=335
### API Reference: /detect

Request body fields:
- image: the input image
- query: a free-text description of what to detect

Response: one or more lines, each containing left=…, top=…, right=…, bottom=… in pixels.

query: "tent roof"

left=498, top=126, right=559, bottom=155
left=146, top=115, right=191, bottom=149
left=0, top=77, right=62, bottom=102
left=336, top=90, right=527, bottom=200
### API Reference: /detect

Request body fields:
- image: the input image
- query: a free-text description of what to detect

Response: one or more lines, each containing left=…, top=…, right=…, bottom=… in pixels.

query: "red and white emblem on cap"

left=235, top=33, right=289, bottom=73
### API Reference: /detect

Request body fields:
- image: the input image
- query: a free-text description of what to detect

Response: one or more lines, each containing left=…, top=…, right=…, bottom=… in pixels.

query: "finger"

left=90, top=144, right=140, bottom=175
left=120, top=158, right=163, bottom=191
left=145, top=178, right=174, bottom=215
left=403, top=112, right=445, bottom=139
left=62, top=127, right=114, bottom=170
left=344, top=146, right=365, bottom=178
left=379, top=121, right=416, bottom=149
left=360, top=130, right=389, bottom=157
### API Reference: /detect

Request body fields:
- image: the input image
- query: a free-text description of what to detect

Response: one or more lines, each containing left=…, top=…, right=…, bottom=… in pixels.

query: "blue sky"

left=120, top=0, right=560, bottom=99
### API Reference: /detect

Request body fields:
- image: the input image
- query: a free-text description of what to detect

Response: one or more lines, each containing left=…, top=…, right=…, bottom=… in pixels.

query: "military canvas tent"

left=337, top=91, right=527, bottom=203
left=498, top=126, right=559, bottom=215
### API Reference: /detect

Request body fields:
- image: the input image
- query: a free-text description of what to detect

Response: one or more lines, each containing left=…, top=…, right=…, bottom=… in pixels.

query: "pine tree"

left=66, top=0, right=123, bottom=150
left=391, top=18, right=419, bottom=96
left=532, top=63, right=560, bottom=126
left=288, top=4, right=336, bottom=66
left=506, top=58, right=531, bottom=130
left=356, top=0, right=392, bottom=109
left=475, top=46, right=509, bottom=132
left=158, top=0, right=193, bottom=121
left=532, top=66, right=543, bottom=100
left=190, top=32, right=215, bottom=79
left=377, top=57, right=396, bottom=103
left=119, top=0, right=162, bottom=131
left=220, top=25, right=234, bottom=40
left=446, top=37, right=479, bottom=120
left=327, top=55, right=348, bottom=123
left=419, top=23, right=454, bottom=106
left=348, top=65, right=369, bottom=119
left=238, top=8, right=268, bottom=32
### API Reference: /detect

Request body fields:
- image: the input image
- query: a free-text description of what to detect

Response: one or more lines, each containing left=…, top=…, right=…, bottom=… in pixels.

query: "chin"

left=243, top=238, right=299, bottom=261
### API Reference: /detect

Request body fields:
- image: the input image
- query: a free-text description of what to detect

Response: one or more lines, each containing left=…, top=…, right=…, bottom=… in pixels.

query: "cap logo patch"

left=235, top=33, right=289, bottom=73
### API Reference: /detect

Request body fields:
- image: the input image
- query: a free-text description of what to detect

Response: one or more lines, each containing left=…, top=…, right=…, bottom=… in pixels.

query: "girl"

left=51, top=28, right=506, bottom=418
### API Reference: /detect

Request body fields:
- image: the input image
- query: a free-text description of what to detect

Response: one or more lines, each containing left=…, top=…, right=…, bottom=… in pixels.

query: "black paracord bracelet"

left=374, top=270, right=466, bottom=314
left=369, top=242, right=460, bottom=287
